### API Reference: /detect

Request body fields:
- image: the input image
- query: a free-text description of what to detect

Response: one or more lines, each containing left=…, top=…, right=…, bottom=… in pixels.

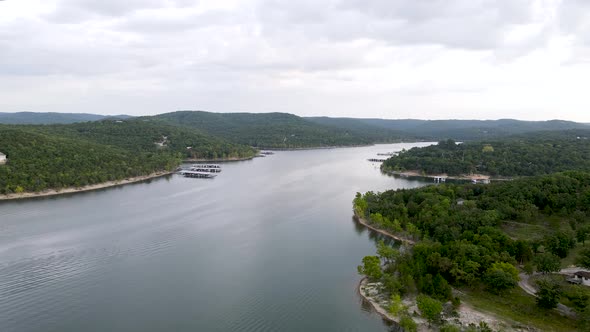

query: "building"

left=572, top=271, right=590, bottom=286
left=0, top=152, right=6, bottom=165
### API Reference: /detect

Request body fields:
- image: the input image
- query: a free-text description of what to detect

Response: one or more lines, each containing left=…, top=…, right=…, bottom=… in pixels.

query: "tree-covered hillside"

left=156, top=111, right=380, bottom=148
left=382, top=130, right=590, bottom=177
left=34, top=119, right=257, bottom=160
left=0, top=127, right=177, bottom=194
left=0, top=120, right=256, bottom=194
left=304, top=116, right=407, bottom=142
left=358, top=118, right=589, bottom=141
left=354, top=171, right=590, bottom=329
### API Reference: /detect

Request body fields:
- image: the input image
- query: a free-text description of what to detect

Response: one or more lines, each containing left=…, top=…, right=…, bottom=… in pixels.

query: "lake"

left=0, top=143, right=432, bottom=332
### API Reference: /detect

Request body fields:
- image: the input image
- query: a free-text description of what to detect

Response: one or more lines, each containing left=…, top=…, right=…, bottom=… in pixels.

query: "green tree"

left=416, top=294, right=443, bottom=325
left=387, top=293, right=406, bottom=316
left=484, top=262, right=519, bottom=294
left=536, top=277, right=562, bottom=309
left=564, top=286, right=590, bottom=312
left=577, top=226, right=590, bottom=245
left=376, top=240, right=399, bottom=265
left=576, top=247, right=590, bottom=269
left=545, top=232, right=576, bottom=258
left=399, top=315, right=417, bottom=332
left=357, top=256, right=382, bottom=280
left=533, top=253, right=561, bottom=274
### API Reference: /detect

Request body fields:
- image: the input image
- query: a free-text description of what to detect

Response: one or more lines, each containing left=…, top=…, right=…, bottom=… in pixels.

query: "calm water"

left=0, top=143, right=432, bottom=332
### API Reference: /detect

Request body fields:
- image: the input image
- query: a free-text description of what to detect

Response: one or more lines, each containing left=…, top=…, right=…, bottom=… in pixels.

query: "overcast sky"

left=1, top=0, right=589, bottom=121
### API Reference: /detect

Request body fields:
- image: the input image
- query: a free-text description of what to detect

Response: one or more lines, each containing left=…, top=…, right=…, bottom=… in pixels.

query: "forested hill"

left=0, top=112, right=131, bottom=124
left=381, top=129, right=590, bottom=177
left=155, top=111, right=399, bottom=148
left=354, top=171, right=590, bottom=330
left=3, top=111, right=588, bottom=144
left=307, top=117, right=589, bottom=141
left=34, top=119, right=257, bottom=159
left=0, top=120, right=256, bottom=194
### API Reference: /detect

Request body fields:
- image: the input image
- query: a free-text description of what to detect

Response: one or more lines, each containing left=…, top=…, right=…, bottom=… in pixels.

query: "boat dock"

left=191, top=164, right=222, bottom=173
left=178, top=170, right=217, bottom=178
left=433, top=176, right=447, bottom=183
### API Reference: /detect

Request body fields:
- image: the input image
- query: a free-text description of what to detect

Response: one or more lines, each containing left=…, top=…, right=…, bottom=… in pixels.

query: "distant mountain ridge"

left=306, top=117, right=589, bottom=140
left=154, top=111, right=390, bottom=148
left=1, top=111, right=588, bottom=143
left=0, top=112, right=132, bottom=124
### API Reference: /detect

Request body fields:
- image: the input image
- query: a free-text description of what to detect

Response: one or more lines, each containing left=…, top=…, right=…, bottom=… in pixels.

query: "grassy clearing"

left=501, top=221, right=548, bottom=241
left=562, top=243, right=588, bottom=268
left=459, top=286, right=578, bottom=331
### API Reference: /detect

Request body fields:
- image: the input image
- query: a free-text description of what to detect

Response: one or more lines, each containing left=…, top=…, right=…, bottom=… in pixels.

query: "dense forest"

left=345, top=118, right=588, bottom=141
left=0, top=120, right=256, bottom=194
left=3, top=111, right=588, bottom=146
left=354, top=171, right=590, bottom=330
left=155, top=111, right=385, bottom=148
left=382, top=130, right=590, bottom=177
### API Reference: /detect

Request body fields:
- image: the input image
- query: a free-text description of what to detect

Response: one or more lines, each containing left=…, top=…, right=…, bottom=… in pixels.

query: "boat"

left=190, top=164, right=222, bottom=173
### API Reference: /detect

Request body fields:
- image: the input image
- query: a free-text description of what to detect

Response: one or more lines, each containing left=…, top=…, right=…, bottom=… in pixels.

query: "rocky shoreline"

left=356, top=214, right=519, bottom=331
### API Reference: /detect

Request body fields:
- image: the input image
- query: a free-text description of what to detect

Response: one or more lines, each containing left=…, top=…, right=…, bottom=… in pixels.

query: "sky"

left=0, top=0, right=589, bottom=121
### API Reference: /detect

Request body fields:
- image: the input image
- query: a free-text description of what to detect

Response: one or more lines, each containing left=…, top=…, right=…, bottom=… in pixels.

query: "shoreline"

left=382, top=169, right=513, bottom=182
left=258, top=144, right=372, bottom=151
left=0, top=171, right=174, bottom=201
left=355, top=213, right=514, bottom=331
left=354, top=213, right=415, bottom=244
left=253, top=141, right=424, bottom=151
left=183, top=155, right=255, bottom=163
left=358, top=277, right=399, bottom=324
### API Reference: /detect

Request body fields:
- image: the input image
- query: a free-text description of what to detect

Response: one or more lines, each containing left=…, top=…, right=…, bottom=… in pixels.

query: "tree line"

left=382, top=130, right=590, bottom=177
left=0, top=120, right=257, bottom=194
left=355, top=171, right=590, bottom=329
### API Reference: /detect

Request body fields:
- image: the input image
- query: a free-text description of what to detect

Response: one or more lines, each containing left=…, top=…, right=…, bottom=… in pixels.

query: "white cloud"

left=0, top=0, right=589, bottom=121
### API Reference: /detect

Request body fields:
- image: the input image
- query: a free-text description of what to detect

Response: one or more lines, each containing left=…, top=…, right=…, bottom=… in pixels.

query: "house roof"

left=574, top=271, right=590, bottom=278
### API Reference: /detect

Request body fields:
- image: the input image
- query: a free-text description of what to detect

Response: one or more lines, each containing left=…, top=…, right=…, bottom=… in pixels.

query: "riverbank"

left=0, top=171, right=174, bottom=201
left=382, top=169, right=515, bottom=183
left=259, top=144, right=373, bottom=151
left=355, top=213, right=521, bottom=331
left=359, top=277, right=509, bottom=331
left=354, top=213, right=415, bottom=244
left=183, top=155, right=255, bottom=163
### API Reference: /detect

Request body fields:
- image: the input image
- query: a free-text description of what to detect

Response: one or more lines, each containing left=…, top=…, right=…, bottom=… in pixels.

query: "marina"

left=177, top=164, right=222, bottom=178
left=191, top=164, right=222, bottom=173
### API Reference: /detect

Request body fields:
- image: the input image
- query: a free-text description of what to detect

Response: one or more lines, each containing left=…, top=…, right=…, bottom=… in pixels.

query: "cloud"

left=1, top=0, right=590, bottom=121
left=45, top=0, right=200, bottom=23
left=256, top=0, right=542, bottom=51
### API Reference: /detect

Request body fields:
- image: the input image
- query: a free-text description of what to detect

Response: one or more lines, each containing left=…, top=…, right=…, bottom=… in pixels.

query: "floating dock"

left=191, top=164, right=222, bottom=173
left=178, top=170, right=217, bottom=178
